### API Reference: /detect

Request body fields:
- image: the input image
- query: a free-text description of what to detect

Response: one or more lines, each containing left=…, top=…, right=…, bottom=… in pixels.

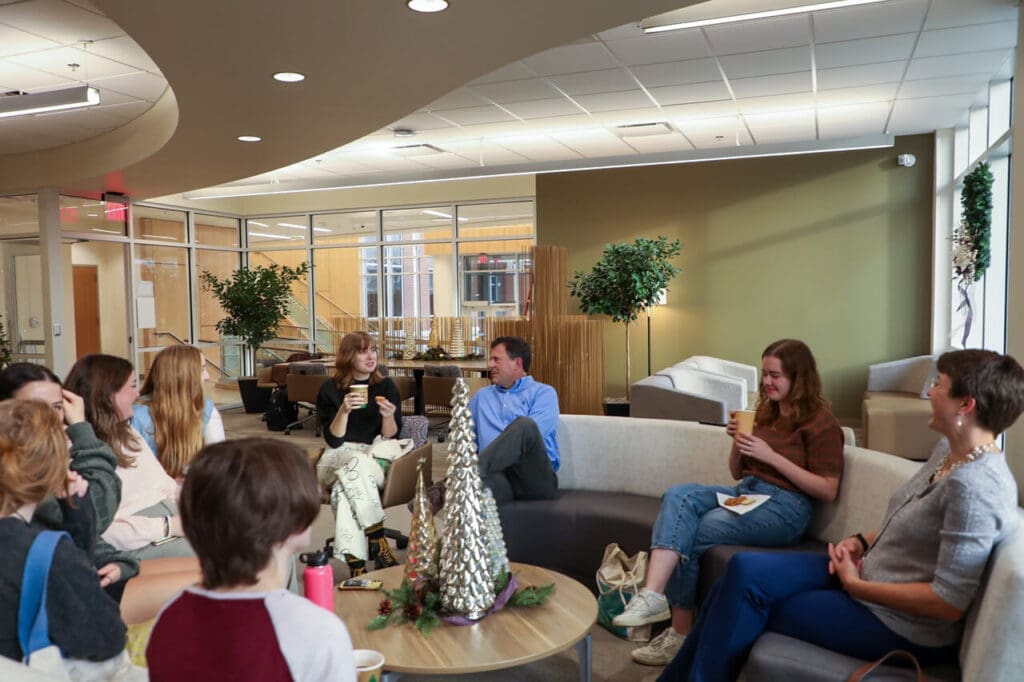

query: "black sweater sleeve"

left=317, top=378, right=402, bottom=448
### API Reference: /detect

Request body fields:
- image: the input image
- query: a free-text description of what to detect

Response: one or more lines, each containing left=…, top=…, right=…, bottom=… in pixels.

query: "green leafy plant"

left=569, top=236, right=681, bottom=397
left=952, top=162, right=994, bottom=347
left=200, top=262, right=310, bottom=357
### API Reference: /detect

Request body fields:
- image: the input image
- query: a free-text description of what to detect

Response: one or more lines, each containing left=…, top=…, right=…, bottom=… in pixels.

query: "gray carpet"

left=219, top=407, right=666, bottom=681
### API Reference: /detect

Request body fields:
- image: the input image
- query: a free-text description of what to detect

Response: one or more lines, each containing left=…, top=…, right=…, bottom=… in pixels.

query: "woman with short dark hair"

left=660, top=349, right=1024, bottom=682
left=147, top=438, right=356, bottom=682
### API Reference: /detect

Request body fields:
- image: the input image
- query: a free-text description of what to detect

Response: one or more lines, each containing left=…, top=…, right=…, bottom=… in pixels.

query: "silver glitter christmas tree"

left=438, top=378, right=495, bottom=620
left=403, top=319, right=417, bottom=360
left=449, top=318, right=466, bottom=358
left=479, top=487, right=510, bottom=584
left=404, top=457, right=440, bottom=584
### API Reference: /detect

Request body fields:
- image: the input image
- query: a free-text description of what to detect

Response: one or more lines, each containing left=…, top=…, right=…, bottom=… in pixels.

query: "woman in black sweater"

left=316, top=331, right=401, bottom=575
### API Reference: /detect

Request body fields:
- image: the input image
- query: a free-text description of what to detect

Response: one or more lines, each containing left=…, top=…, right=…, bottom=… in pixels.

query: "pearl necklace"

left=931, top=441, right=998, bottom=482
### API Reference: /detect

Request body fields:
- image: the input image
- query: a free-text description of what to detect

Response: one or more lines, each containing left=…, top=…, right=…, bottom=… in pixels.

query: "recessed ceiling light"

left=237, top=135, right=262, bottom=142
left=393, top=128, right=416, bottom=138
left=407, top=0, right=448, bottom=13
left=273, top=72, right=305, bottom=83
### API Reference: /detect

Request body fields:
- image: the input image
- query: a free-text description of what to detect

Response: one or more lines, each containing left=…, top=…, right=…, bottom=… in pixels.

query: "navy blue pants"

left=658, top=552, right=958, bottom=682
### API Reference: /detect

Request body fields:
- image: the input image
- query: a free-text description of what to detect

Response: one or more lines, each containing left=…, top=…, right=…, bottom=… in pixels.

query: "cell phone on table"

left=338, top=578, right=383, bottom=590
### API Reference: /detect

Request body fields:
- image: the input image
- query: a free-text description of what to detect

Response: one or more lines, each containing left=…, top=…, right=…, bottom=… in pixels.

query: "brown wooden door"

left=73, top=265, right=101, bottom=358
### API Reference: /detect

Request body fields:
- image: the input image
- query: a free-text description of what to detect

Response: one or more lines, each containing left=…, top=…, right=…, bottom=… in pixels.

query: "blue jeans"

left=658, top=552, right=958, bottom=682
left=652, top=477, right=812, bottom=609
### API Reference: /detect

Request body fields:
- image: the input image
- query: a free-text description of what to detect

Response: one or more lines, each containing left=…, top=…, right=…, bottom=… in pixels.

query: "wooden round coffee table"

left=334, top=563, right=597, bottom=681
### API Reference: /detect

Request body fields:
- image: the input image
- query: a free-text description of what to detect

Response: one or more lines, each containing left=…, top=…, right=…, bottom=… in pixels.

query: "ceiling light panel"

left=615, top=122, right=675, bottom=138
left=719, top=47, right=811, bottom=80
left=814, top=34, right=916, bottom=70
left=632, top=58, right=722, bottom=88
left=812, top=0, right=928, bottom=43
left=622, top=133, right=695, bottom=154
left=409, top=152, right=477, bottom=170
left=391, top=143, right=445, bottom=157
left=0, top=84, right=99, bottom=118
left=703, top=15, right=810, bottom=55
left=603, top=31, right=711, bottom=66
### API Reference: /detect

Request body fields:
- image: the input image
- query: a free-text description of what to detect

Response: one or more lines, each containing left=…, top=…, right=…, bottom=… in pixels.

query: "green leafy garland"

left=368, top=573, right=555, bottom=635
left=955, top=162, right=994, bottom=284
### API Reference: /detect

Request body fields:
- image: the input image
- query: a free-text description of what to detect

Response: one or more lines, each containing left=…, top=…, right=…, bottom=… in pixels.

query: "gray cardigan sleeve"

left=67, top=421, right=122, bottom=533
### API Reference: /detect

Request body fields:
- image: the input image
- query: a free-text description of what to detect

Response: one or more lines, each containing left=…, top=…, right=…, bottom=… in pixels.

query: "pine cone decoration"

left=403, top=603, right=422, bottom=622
left=377, top=599, right=393, bottom=617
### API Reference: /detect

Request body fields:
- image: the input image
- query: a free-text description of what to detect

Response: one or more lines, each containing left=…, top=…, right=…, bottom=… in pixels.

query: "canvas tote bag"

left=596, top=542, right=652, bottom=641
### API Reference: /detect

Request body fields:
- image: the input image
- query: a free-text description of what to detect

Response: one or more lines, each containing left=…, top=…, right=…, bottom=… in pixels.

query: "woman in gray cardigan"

left=659, top=349, right=1024, bottom=682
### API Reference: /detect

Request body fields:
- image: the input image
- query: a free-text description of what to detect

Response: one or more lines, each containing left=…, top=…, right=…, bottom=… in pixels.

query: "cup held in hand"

left=351, top=385, right=369, bottom=409
left=735, top=410, right=756, bottom=435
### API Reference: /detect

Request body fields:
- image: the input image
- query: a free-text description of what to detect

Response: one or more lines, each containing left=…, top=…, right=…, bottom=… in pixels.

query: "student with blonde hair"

left=132, top=345, right=224, bottom=479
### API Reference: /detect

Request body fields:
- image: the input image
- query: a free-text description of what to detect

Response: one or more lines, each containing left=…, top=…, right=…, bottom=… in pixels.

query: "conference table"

left=384, top=358, right=490, bottom=415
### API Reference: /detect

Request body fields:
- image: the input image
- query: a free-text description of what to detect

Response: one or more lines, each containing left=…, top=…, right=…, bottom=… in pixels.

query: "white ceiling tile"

left=0, top=58, right=75, bottom=90
left=621, top=132, right=694, bottom=154
left=87, top=100, right=153, bottom=124
left=409, top=152, right=477, bottom=170
left=9, top=46, right=139, bottom=80
left=704, top=15, right=810, bottom=55
left=425, top=88, right=488, bottom=111
left=389, top=112, right=457, bottom=132
left=84, top=86, right=139, bottom=106
left=817, top=61, right=906, bottom=90
left=817, top=101, right=890, bottom=139
left=729, top=71, right=811, bottom=99
left=915, top=23, right=1017, bottom=59
left=0, top=24, right=60, bottom=58
left=674, top=116, right=754, bottom=148
left=0, top=0, right=123, bottom=43
left=522, top=43, right=619, bottom=76
left=573, top=90, right=655, bottom=113
left=442, top=140, right=529, bottom=166
left=90, top=70, right=167, bottom=101
left=891, top=94, right=974, bottom=133
left=431, top=105, right=518, bottom=126
left=649, top=81, right=731, bottom=106
left=899, top=74, right=989, bottom=99
left=632, top=58, right=721, bottom=88
left=661, top=100, right=741, bottom=120
left=85, top=36, right=161, bottom=73
left=500, top=98, right=582, bottom=119
left=603, top=30, right=710, bottom=66
left=549, top=68, right=637, bottom=96
left=905, top=50, right=1013, bottom=80
left=812, top=0, right=929, bottom=43
left=719, top=47, right=810, bottom=80
left=470, top=77, right=560, bottom=104
left=815, top=34, right=916, bottom=70
left=743, top=109, right=816, bottom=144
left=492, top=136, right=581, bottom=162
left=736, top=92, right=816, bottom=115
left=469, top=61, right=537, bottom=85
left=815, top=83, right=898, bottom=106
left=924, top=0, right=1019, bottom=31
left=550, top=128, right=636, bottom=157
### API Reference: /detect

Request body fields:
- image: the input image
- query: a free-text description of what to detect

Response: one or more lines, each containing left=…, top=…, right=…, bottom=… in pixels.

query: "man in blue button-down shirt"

left=469, top=336, right=560, bottom=504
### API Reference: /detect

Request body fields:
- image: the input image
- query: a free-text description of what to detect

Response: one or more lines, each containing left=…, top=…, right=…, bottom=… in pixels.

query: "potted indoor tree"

left=569, top=236, right=681, bottom=409
left=201, top=261, right=310, bottom=412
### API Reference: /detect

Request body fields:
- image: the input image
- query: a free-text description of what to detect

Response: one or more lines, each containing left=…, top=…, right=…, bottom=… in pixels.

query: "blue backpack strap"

left=18, top=530, right=68, bottom=658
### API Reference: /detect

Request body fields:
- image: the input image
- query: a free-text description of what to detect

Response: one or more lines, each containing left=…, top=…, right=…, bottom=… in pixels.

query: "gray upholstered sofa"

left=498, top=415, right=1024, bottom=681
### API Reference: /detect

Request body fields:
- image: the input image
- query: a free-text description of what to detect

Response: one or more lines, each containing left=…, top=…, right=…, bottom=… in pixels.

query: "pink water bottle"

left=299, top=539, right=335, bottom=611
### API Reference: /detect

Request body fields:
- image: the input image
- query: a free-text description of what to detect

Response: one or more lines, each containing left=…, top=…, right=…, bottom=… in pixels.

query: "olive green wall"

left=537, top=134, right=935, bottom=420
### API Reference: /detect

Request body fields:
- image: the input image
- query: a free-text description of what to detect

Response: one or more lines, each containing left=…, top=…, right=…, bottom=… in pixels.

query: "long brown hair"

left=141, top=345, right=205, bottom=478
left=64, top=354, right=138, bottom=468
left=333, top=331, right=383, bottom=390
left=754, top=339, right=829, bottom=427
left=0, top=400, right=69, bottom=516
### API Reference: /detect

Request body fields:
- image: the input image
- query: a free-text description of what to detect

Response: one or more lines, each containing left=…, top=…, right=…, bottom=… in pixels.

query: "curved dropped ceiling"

left=0, top=0, right=692, bottom=201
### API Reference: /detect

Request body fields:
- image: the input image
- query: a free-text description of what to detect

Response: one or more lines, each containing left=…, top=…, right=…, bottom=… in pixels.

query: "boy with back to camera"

left=146, top=438, right=356, bottom=681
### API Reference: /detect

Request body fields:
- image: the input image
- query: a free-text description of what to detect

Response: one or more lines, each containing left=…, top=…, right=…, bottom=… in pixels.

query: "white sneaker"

left=612, top=589, right=670, bottom=627
left=631, top=627, right=686, bottom=666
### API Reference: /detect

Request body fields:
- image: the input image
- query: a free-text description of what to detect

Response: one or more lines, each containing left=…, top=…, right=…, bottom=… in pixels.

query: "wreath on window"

left=952, top=162, right=993, bottom=347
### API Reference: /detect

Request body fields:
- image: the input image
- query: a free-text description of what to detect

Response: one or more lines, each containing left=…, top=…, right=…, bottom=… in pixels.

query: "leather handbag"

left=848, top=649, right=926, bottom=682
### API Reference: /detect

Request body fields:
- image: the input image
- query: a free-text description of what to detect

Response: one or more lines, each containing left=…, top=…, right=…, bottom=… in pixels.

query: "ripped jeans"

left=651, top=476, right=812, bottom=609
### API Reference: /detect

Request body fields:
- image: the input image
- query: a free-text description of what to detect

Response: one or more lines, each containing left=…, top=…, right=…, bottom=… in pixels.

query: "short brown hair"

left=180, top=438, right=320, bottom=589
left=0, top=400, right=69, bottom=516
left=755, top=339, right=829, bottom=426
left=492, top=336, right=532, bottom=372
left=937, top=349, right=1024, bottom=435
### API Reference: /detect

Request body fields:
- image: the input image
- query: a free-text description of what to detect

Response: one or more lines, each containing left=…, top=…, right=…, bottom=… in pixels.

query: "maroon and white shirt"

left=147, top=586, right=356, bottom=682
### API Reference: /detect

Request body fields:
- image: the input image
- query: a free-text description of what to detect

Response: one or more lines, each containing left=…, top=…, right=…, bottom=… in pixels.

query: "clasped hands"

left=828, top=536, right=865, bottom=588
